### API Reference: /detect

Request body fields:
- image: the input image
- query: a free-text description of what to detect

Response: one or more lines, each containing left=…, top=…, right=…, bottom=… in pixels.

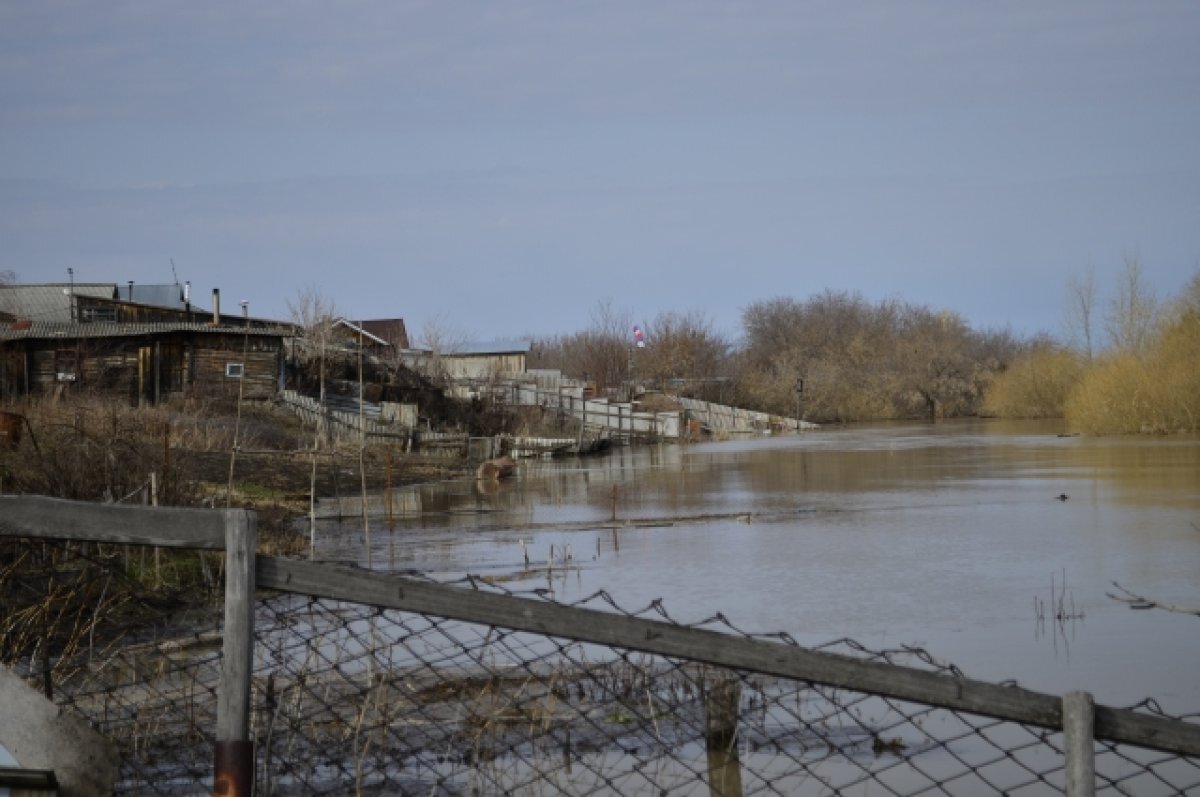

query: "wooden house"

left=0, top=284, right=291, bottom=404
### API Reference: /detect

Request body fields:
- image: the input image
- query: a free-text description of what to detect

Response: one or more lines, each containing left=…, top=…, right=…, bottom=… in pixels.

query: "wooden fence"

left=3, top=495, right=1200, bottom=796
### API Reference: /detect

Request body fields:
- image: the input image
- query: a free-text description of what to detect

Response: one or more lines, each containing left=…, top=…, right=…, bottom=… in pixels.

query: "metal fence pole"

left=215, top=509, right=257, bottom=797
left=1064, top=690, right=1096, bottom=797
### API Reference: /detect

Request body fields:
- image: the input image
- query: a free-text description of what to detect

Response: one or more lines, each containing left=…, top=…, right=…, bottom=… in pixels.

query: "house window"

left=79, top=304, right=116, bottom=323
left=225, top=363, right=245, bottom=378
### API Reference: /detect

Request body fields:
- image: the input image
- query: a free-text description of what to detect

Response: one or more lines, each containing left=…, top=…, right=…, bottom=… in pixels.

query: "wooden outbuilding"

left=0, top=321, right=289, bottom=404
left=0, top=282, right=293, bottom=404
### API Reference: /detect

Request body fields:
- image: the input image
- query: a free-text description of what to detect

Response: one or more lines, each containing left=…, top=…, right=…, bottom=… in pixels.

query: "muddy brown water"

left=312, top=418, right=1200, bottom=712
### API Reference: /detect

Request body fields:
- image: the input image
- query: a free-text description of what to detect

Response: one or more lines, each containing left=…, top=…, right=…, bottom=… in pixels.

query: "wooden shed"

left=441, top=340, right=531, bottom=380
left=0, top=321, right=288, bottom=404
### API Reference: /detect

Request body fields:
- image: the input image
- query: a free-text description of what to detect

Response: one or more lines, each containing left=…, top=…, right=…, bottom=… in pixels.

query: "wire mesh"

left=3, top=547, right=1199, bottom=795
left=0, top=539, right=225, bottom=792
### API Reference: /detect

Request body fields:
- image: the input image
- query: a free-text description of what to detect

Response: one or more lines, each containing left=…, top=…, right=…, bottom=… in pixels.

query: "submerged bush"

left=1065, top=313, right=1200, bottom=434
left=982, top=347, right=1084, bottom=419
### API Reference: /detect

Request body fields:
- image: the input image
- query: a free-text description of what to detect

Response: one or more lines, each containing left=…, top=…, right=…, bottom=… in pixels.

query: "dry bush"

left=2, top=397, right=198, bottom=503
left=0, top=395, right=315, bottom=503
left=1065, top=313, right=1200, bottom=434
left=982, top=347, right=1085, bottom=419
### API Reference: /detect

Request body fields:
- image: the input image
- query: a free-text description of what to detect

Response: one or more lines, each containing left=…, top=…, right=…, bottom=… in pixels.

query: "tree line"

left=530, top=290, right=1025, bottom=424
left=282, top=261, right=1197, bottom=434
left=530, top=260, right=1198, bottom=433
left=987, top=258, right=1199, bottom=434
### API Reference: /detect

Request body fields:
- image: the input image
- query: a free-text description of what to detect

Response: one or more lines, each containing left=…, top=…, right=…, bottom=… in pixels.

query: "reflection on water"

left=312, top=419, right=1200, bottom=710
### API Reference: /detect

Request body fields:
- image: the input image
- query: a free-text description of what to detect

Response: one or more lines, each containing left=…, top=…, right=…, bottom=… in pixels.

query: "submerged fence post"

left=215, top=509, right=257, bottom=797
left=704, top=670, right=744, bottom=797
left=1063, top=690, right=1096, bottom=797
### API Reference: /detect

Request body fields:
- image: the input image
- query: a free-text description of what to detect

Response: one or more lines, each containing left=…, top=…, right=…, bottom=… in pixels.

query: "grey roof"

left=451, top=340, right=533, bottom=356
left=0, top=321, right=290, bottom=342
left=0, top=284, right=116, bottom=322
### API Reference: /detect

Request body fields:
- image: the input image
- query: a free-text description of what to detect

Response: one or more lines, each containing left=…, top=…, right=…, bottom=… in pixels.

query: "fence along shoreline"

left=254, top=555, right=1200, bottom=758
left=2, top=494, right=1199, bottom=793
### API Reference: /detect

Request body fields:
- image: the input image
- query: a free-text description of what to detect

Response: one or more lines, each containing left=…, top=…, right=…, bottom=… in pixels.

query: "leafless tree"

left=412, top=314, right=470, bottom=386
left=1164, top=267, right=1200, bottom=321
left=1064, top=264, right=1097, bottom=362
left=1104, top=255, right=1159, bottom=356
left=287, top=286, right=340, bottom=437
left=532, top=300, right=633, bottom=392
left=0, top=270, right=15, bottom=285
left=638, top=310, right=730, bottom=389
left=736, top=291, right=1020, bottom=422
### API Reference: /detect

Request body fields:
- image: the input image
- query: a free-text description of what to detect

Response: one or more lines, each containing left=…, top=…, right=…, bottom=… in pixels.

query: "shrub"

left=982, top=348, right=1084, bottom=419
left=1065, top=313, right=1200, bottom=434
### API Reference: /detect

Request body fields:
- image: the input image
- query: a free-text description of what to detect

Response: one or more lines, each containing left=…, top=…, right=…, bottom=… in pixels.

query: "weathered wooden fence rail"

left=0, top=495, right=257, bottom=797
left=4, top=495, right=1200, bottom=796
left=277, top=389, right=411, bottom=445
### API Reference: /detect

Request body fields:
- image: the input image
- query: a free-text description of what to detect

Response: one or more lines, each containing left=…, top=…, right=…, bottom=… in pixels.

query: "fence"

left=279, top=381, right=815, bottom=447
left=2, top=496, right=1199, bottom=796
left=277, top=389, right=413, bottom=447
left=501, top=383, right=682, bottom=441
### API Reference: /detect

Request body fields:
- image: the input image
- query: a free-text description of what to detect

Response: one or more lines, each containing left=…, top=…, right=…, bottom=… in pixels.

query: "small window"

left=225, top=363, right=245, bottom=378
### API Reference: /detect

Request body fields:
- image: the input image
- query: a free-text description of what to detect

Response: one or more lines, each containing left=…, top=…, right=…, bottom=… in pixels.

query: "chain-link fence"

left=238, top=584, right=1200, bottom=796
left=3, top=502, right=1200, bottom=795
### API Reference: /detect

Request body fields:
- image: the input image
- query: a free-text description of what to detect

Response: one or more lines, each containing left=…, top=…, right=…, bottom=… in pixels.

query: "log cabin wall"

left=0, top=329, right=283, bottom=404
left=189, top=333, right=281, bottom=400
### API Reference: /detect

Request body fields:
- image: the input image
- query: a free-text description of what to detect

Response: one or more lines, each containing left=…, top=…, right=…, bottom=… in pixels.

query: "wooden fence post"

left=215, top=509, right=256, bottom=797
left=1064, top=690, right=1095, bottom=797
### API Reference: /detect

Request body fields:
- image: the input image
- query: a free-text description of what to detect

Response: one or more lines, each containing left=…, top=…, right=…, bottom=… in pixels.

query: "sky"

left=2, top=1, right=1198, bottom=344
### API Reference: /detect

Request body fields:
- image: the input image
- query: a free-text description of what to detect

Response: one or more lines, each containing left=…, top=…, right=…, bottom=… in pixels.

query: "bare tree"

left=532, top=300, right=633, bottom=392
left=1165, top=267, right=1200, bottom=321
left=1064, top=264, right=1097, bottom=362
left=287, top=285, right=341, bottom=443
left=286, top=286, right=341, bottom=556
left=1105, top=255, right=1159, bottom=355
left=735, top=291, right=1016, bottom=422
left=639, top=310, right=730, bottom=390
left=0, top=270, right=14, bottom=285
left=413, top=314, right=470, bottom=386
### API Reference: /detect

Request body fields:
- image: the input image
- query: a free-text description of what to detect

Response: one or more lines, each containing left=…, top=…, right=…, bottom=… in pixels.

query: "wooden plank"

left=255, top=557, right=1200, bottom=756
left=0, top=495, right=228, bottom=548
left=217, top=511, right=256, bottom=742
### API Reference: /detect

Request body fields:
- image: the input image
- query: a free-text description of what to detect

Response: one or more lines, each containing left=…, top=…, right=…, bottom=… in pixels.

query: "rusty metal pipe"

left=213, top=740, right=254, bottom=797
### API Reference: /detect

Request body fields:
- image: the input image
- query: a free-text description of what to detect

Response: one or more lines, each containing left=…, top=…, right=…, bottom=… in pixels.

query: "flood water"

left=312, top=419, right=1200, bottom=713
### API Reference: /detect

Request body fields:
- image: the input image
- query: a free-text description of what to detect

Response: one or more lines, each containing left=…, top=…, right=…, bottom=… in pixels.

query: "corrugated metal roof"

left=0, top=321, right=291, bottom=342
left=0, top=284, right=116, bottom=322
left=452, top=340, right=532, bottom=356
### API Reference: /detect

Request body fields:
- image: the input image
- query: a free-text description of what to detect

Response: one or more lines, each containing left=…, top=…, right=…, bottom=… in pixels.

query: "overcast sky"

left=2, top=2, right=1198, bottom=343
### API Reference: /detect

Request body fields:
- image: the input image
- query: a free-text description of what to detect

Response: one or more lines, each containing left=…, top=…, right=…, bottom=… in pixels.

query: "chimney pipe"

left=128, top=280, right=134, bottom=301
left=184, top=281, right=191, bottom=303
left=240, top=301, right=249, bottom=320
left=212, top=289, right=220, bottom=324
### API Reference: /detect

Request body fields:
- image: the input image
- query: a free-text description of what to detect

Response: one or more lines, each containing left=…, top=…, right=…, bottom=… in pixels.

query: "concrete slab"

left=0, top=667, right=117, bottom=797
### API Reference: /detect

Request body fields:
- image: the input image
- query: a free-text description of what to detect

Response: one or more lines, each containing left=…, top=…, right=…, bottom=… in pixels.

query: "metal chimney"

left=212, top=288, right=220, bottom=324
